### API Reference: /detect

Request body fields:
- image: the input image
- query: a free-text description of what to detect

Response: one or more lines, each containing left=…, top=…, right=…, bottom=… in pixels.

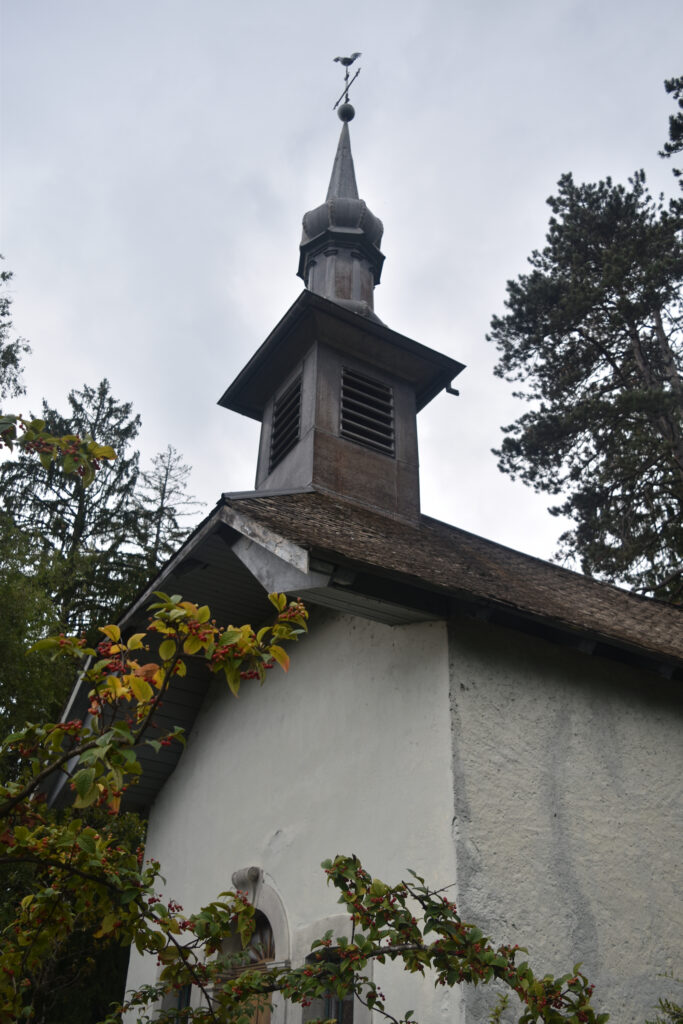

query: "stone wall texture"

left=448, top=615, right=683, bottom=1024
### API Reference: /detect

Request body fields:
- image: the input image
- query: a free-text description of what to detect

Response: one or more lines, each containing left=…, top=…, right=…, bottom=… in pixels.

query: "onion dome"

left=297, top=110, right=385, bottom=320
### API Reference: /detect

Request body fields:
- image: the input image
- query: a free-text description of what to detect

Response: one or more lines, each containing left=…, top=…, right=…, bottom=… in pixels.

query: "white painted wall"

left=448, top=616, right=683, bottom=1024
left=126, top=608, right=460, bottom=1024
left=126, top=604, right=682, bottom=1024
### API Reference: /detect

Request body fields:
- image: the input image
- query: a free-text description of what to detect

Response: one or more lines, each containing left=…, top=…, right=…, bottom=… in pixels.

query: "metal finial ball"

left=337, top=102, right=355, bottom=122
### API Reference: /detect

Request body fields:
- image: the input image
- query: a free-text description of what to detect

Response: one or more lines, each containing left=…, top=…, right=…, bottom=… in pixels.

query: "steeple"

left=326, top=120, right=358, bottom=200
left=297, top=104, right=385, bottom=320
left=219, top=76, right=464, bottom=522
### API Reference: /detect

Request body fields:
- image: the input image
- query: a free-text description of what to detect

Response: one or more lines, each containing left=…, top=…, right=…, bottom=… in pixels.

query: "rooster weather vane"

left=333, top=52, right=362, bottom=114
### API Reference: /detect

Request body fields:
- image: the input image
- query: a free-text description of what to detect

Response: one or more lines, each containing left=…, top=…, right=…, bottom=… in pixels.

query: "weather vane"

left=333, top=52, right=362, bottom=115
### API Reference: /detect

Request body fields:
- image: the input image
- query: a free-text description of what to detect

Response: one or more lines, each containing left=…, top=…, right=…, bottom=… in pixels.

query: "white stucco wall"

left=126, top=608, right=459, bottom=1024
left=448, top=615, right=683, bottom=1024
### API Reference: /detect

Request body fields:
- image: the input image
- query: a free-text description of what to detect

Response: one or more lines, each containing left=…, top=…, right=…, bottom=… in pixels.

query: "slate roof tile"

left=224, top=490, right=683, bottom=666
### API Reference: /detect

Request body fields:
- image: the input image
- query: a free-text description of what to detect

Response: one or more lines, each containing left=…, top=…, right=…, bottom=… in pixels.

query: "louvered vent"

left=269, top=377, right=301, bottom=472
left=340, top=368, right=395, bottom=456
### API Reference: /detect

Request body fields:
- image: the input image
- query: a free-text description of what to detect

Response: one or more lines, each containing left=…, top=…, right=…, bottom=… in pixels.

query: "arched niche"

left=230, top=867, right=291, bottom=1024
left=231, top=867, right=291, bottom=964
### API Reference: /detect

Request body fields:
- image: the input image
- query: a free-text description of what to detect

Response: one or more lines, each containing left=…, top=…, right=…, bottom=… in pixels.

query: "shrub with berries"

left=0, top=413, right=115, bottom=486
left=98, top=855, right=608, bottom=1024
left=0, top=592, right=307, bottom=1023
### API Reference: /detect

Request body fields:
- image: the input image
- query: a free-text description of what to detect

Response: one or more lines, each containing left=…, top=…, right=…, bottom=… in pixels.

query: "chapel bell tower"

left=218, top=92, right=463, bottom=522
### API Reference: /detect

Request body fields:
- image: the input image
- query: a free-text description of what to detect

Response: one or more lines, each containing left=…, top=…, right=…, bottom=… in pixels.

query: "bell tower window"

left=340, top=368, right=394, bottom=457
left=270, top=377, right=302, bottom=472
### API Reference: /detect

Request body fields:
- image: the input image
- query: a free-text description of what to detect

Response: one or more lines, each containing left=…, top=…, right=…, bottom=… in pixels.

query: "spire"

left=326, top=122, right=359, bottom=200
left=297, top=104, right=385, bottom=320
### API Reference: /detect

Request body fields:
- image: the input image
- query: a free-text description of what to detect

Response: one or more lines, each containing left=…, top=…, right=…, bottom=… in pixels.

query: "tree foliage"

left=0, top=383, right=201, bottom=636
left=0, top=380, right=144, bottom=633
left=0, top=303, right=202, bottom=1018
left=646, top=995, right=683, bottom=1024
left=135, top=445, right=204, bottom=575
left=489, top=108, right=683, bottom=600
left=0, top=262, right=30, bottom=403
left=660, top=76, right=683, bottom=180
left=0, top=409, right=117, bottom=738
left=0, top=592, right=309, bottom=1024
left=104, top=851, right=607, bottom=1024
left=0, top=517, right=73, bottom=738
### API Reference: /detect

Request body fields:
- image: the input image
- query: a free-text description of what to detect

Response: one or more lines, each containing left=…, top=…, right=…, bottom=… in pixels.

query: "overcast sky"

left=2, top=0, right=681, bottom=566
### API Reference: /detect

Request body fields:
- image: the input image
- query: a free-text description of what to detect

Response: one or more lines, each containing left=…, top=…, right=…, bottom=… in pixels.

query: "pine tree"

left=0, top=379, right=146, bottom=633
left=0, top=517, right=73, bottom=735
left=135, top=445, right=204, bottom=575
left=0, top=261, right=30, bottom=403
left=489, top=111, right=683, bottom=600
left=661, top=75, right=683, bottom=182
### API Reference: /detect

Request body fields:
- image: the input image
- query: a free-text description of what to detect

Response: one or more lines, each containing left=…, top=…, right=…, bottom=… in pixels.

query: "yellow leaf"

left=127, top=633, right=146, bottom=650
left=99, top=624, right=121, bottom=642
left=93, top=913, right=117, bottom=938
left=107, top=676, right=130, bottom=701
left=129, top=674, right=154, bottom=703
left=89, top=444, right=116, bottom=460
left=183, top=635, right=202, bottom=655
left=269, top=645, right=290, bottom=672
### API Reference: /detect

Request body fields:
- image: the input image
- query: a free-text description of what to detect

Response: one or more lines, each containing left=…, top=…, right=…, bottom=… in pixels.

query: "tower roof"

left=326, top=121, right=359, bottom=200
left=298, top=112, right=384, bottom=318
left=217, top=289, right=464, bottom=420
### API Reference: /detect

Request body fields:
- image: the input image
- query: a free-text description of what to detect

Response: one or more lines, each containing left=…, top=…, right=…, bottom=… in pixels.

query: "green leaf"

left=73, top=767, right=96, bottom=799
left=76, top=831, right=97, bottom=855
left=218, top=629, right=241, bottom=646
left=158, top=638, right=176, bottom=661
left=158, top=947, right=180, bottom=964
left=73, top=787, right=99, bottom=809
left=28, top=637, right=59, bottom=653
left=224, top=660, right=241, bottom=697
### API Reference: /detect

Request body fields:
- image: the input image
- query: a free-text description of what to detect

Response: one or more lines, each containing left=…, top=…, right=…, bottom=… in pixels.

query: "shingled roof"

left=223, top=489, right=683, bottom=672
